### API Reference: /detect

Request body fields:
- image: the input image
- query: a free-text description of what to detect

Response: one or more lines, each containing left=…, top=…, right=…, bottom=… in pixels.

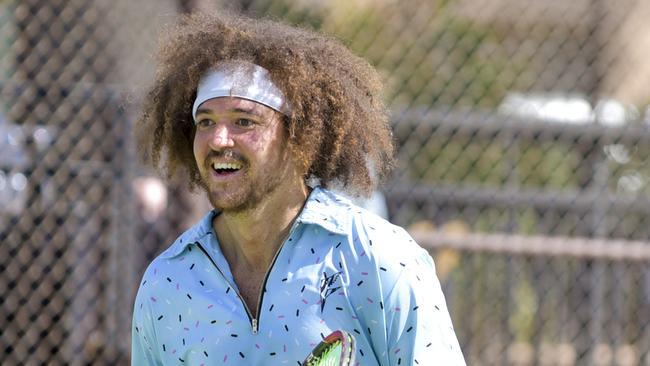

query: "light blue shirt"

left=131, top=187, right=465, bottom=365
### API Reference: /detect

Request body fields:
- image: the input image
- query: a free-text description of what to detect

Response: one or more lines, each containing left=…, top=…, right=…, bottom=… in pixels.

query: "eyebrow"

left=195, top=107, right=262, bottom=117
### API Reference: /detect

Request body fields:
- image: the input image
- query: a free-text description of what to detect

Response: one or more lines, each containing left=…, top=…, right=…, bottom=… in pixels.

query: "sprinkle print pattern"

left=132, top=187, right=465, bottom=365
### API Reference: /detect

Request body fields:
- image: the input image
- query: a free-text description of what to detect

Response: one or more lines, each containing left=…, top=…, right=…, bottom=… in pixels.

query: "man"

left=132, top=12, right=465, bottom=365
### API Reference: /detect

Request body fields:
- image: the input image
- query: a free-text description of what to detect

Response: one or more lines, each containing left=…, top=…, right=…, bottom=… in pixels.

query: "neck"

left=213, top=181, right=310, bottom=271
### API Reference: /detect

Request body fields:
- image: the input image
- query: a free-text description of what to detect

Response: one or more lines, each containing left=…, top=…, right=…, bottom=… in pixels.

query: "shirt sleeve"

left=383, top=248, right=466, bottom=365
left=131, top=282, right=162, bottom=365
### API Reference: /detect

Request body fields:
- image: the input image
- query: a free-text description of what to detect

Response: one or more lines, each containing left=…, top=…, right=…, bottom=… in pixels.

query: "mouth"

left=211, top=161, right=243, bottom=176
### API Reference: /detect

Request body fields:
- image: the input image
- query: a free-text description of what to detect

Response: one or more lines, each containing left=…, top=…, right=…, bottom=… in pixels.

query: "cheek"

left=193, top=135, right=205, bottom=164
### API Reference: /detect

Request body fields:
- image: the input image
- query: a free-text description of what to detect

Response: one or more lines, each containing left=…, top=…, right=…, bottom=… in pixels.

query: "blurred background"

left=1, top=0, right=650, bottom=365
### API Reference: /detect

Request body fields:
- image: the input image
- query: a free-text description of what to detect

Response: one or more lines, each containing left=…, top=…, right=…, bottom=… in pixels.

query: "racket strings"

left=305, top=341, right=342, bottom=366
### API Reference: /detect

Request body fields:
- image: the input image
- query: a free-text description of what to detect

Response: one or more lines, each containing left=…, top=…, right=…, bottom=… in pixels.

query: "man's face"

left=193, top=97, right=300, bottom=213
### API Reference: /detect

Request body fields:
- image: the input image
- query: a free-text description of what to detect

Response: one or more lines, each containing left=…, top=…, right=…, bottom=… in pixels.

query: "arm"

left=383, top=249, right=466, bottom=365
left=131, top=283, right=163, bottom=365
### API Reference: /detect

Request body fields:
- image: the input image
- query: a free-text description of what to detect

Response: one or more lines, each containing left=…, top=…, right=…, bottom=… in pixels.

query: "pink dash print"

left=176, top=283, right=180, bottom=290
left=223, top=355, right=228, bottom=362
left=195, top=320, right=200, bottom=328
left=150, top=297, right=157, bottom=302
left=255, top=344, right=261, bottom=349
left=360, top=251, right=366, bottom=257
left=361, top=272, right=368, bottom=276
left=302, top=299, right=309, bottom=304
left=208, top=304, right=214, bottom=309
left=394, top=307, right=401, bottom=312
left=283, top=344, right=287, bottom=352
left=394, top=348, right=401, bottom=354
left=226, top=320, right=232, bottom=325
left=366, top=297, right=374, bottom=303
left=278, top=315, right=285, bottom=319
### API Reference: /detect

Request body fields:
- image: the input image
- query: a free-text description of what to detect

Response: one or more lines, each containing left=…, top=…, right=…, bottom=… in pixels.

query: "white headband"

left=192, top=61, right=289, bottom=122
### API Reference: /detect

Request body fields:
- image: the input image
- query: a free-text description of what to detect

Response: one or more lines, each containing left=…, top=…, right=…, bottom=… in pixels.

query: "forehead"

left=196, top=97, right=276, bottom=116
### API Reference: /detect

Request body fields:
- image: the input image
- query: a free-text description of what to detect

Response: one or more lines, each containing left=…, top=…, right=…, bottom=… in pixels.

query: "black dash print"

left=413, top=306, right=419, bottom=311
left=231, top=334, right=238, bottom=337
left=182, top=338, right=185, bottom=346
left=135, top=326, right=139, bottom=333
left=435, top=305, right=440, bottom=310
left=336, top=307, right=343, bottom=311
left=367, top=327, right=371, bottom=335
left=296, top=309, right=300, bottom=317
left=380, top=302, right=384, bottom=310
left=226, top=287, right=231, bottom=294
left=320, top=333, right=325, bottom=340
left=360, top=349, right=365, bottom=356
left=398, top=358, right=401, bottom=365
left=426, top=343, right=432, bottom=347
left=335, top=242, right=341, bottom=248
left=310, top=248, right=315, bottom=254
left=239, top=352, right=245, bottom=358
left=357, top=280, right=364, bottom=286
left=199, top=280, right=204, bottom=286
left=339, top=262, right=343, bottom=269
left=166, top=277, right=172, bottom=282
left=282, top=278, right=288, bottom=282
left=269, top=304, right=274, bottom=312
left=186, top=294, right=192, bottom=300
left=406, top=326, right=413, bottom=332
left=415, top=360, right=419, bottom=364
left=369, top=240, right=373, bottom=246
left=179, top=358, right=185, bottom=362
left=203, top=351, right=208, bottom=357
left=162, top=344, right=166, bottom=351
left=190, top=263, right=195, bottom=270
left=399, top=263, right=406, bottom=267
left=142, top=280, right=147, bottom=286
left=380, top=267, right=387, bottom=271
left=300, top=285, right=306, bottom=293
left=178, top=314, right=182, bottom=322
left=157, top=315, right=163, bottom=320
left=270, top=352, right=276, bottom=356
left=211, top=320, right=217, bottom=324
left=284, top=324, right=289, bottom=332
left=353, top=329, right=360, bottom=334
left=315, top=199, right=321, bottom=203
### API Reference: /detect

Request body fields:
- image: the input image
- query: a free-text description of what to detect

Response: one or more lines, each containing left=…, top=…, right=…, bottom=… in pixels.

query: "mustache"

left=205, top=149, right=248, bottom=166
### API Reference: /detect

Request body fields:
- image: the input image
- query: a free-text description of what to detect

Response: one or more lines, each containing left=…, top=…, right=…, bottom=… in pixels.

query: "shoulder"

left=310, top=189, right=435, bottom=290
left=134, top=211, right=215, bottom=300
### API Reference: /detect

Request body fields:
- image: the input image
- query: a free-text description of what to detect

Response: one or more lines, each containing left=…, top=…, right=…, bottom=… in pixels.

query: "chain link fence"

left=1, top=0, right=650, bottom=364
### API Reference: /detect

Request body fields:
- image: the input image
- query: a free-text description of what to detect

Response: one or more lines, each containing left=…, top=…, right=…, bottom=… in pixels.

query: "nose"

left=208, top=123, right=235, bottom=149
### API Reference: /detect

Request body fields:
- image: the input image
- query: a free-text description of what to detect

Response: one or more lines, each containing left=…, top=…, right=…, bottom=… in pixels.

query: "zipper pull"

left=252, top=318, right=258, bottom=334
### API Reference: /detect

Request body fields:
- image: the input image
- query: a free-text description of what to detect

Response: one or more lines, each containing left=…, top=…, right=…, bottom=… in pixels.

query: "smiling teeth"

left=212, top=162, right=242, bottom=170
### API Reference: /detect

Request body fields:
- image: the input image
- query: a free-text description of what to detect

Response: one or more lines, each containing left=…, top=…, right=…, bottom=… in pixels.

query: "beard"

left=199, top=150, right=289, bottom=214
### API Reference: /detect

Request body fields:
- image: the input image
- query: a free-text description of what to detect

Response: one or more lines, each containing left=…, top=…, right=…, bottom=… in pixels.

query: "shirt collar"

left=159, top=186, right=352, bottom=259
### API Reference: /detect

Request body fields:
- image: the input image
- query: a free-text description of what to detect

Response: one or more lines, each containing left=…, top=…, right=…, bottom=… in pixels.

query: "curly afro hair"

left=136, top=11, right=395, bottom=197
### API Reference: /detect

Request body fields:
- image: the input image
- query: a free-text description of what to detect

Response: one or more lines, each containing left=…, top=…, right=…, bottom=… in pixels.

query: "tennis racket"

left=302, top=330, right=355, bottom=366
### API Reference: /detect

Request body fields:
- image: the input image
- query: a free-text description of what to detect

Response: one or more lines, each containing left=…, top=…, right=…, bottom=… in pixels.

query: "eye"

left=236, top=118, right=255, bottom=128
left=196, top=118, right=214, bottom=128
